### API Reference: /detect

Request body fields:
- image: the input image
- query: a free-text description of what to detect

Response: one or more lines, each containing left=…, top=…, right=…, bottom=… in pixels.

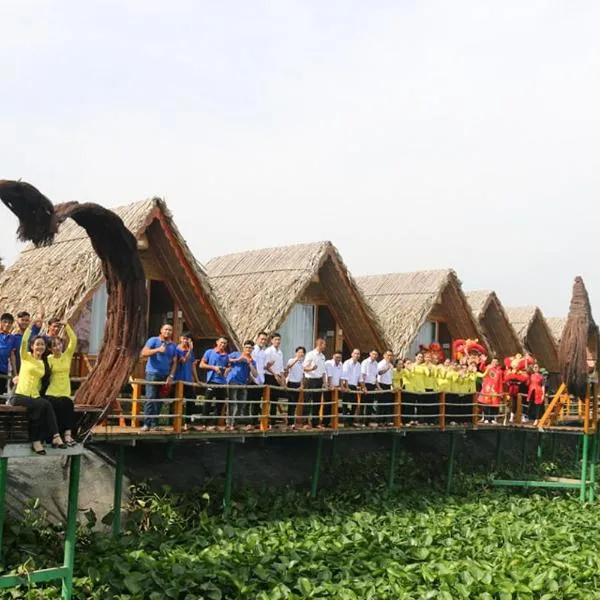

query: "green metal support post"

left=112, top=444, right=125, bottom=538
left=579, top=434, right=590, bottom=503
left=520, top=431, right=527, bottom=474
left=388, top=434, right=398, bottom=492
left=446, top=433, right=457, bottom=494
left=536, top=432, right=543, bottom=462
left=311, top=437, right=324, bottom=499
left=588, top=433, right=597, bottom=503
left=494, top=430, right=503, bottom=471
left=575, top=437, right=581, bottom=469
left=223, top=440, right=235, bottom=512
left=62, top=454, right=81, bottom=600
left=0, top=458, right=7, bottom=565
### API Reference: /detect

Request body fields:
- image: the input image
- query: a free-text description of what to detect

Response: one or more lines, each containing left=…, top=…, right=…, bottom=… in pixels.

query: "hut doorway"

left=317, top=305, right=337, bottom=357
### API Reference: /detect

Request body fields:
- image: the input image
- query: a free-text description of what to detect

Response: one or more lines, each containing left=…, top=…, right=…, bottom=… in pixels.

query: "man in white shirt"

left=341, top=348, right=361, bottom=425
left=377, top=350, right=394, bottom=425
left=264, top=332, right=285, bottom=421
left=303, top=338, right=327, bottom=426
left=361, top=349, right=381, bottom=424
left=284, top=346, right=305, bottom=428
left=323, top=350, right=343, bottom=427
left=248, top=331, right=268, bottom=422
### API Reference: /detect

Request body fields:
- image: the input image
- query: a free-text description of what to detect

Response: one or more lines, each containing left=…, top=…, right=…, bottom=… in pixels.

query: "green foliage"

left=1, top=450, right=599, bottom=599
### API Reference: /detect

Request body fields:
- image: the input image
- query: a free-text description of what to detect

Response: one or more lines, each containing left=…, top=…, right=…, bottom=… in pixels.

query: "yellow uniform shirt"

left=15, top=327, right=45, bottom=398
left=436, top=366, right=449, bottom=392
left=446, top=371, right=459, bottom=394
left=411, top=364, right=428, bottom=393
left=400, top=368, right=416, bottom=392
left=423, top=364, right=436, bottom=391
left=47, top=324, right=77, bottom=397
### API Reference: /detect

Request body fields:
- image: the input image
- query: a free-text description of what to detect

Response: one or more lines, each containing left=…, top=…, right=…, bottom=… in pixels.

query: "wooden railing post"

left=584, top=395, right=591, bottom=434
left=261, top=386, right=271, bottom=431
left=394, top=390, right=402, bottom=428
left=440, top=392, right=446, bottom=431
left=332, top=389, right=339, bottom=429
left=515, top=393, right=523, bottom=425
left=173, top=381, right=184, bottom=433
left=131, top=382, right=140, bottom=428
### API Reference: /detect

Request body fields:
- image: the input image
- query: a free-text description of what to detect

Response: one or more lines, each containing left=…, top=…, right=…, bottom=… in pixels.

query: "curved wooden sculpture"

left=0, top=180, right=147, bottom=411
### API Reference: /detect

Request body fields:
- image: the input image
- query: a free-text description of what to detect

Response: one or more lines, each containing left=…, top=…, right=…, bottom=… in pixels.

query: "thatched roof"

left=466, top=290, right=523, bottom=358
left=355, top=269, right=483, bottom=358
left=205, top=241, right=390, bottom=352
left=558, top=277, right=599, bottom=398
left=546, top=317, right=566, bottom=344
left=505, top=306, right=559, bottom=372
left=0, top=198, right=238, bottom=344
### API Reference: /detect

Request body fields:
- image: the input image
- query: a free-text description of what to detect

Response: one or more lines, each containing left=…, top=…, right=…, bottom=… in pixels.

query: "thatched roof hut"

left=0, top=198, right=238, bottom=351
left=466, top=290, right=523, bottom=359
left=206, top=241, right=390, bottom=357
left=505, top=306, right=559, bottom=372
left=355, top=269, right=483, bottom=359
left=546, top=317, right=566, bottom=345
left=558, top=277, right=599, bottom=398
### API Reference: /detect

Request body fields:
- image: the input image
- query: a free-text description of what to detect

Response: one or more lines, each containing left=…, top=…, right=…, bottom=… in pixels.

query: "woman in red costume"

left=477, top=358, right=503, bottom=423
left=527, top=363, right=545, bottom=426
left=504, top=355, right=530, bottom=423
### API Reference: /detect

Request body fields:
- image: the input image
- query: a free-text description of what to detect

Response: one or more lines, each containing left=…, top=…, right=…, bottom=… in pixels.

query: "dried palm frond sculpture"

left=0, top=180, right=146, bottom=416
left=559, top=276, right=599, bottom=399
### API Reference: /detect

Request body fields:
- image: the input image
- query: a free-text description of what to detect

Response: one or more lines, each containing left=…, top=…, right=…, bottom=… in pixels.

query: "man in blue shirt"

left=174, top=331, right=198, bottom=430
left=140, top=323, right=178, bottom=431
left=226, top=340, right=258, bottom=429
left=199, top=337, right=230, bottom=429
left=0, top=313, right=15, bottom=399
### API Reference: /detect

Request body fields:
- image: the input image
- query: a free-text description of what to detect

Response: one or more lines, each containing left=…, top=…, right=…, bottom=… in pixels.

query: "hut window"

left=279, top=303, right=315, bottom=361
left=408, top=321, right=437, bottom=357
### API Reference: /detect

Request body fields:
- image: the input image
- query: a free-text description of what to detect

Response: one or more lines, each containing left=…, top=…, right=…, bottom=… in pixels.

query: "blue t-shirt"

left=174, top=347, right=195, bottom=382
left=202, top=349, right=229, bottom=384
left=226, top=352, right=256, bottom=385
left=0, top=333, right=15, bottom=375
left=144, top=337, right=177, bottom=376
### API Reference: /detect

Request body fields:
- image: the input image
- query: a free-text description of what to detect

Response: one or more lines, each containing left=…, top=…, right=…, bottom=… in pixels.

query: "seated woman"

left=46, top=323, right=77, bottom=446
left=12, top=327, right=66, bottom=454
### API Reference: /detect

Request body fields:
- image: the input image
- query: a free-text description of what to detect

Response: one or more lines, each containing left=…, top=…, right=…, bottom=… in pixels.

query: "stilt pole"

left=446, top=433, right=457, bottom=494
left=62, top=455, right=81, bottom=600
left=223, top=440, right=235, bottom=512
left=536, top=432, right=543, bottom=462
left=112, top=444, right=125, bottom=538
left=388, top=434, right=398, bottom=492
left=580, top=434, right=590, bottom=503
left=588, top=433, right=597, bottom=503
left=311, top=437, right=324, bottom=499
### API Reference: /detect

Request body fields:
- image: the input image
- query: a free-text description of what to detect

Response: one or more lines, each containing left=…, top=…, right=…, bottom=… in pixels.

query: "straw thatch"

left=0, top=197, right=238, bottom=345
left=466, top=290, right=523, bottom=358
left=546, top=317, right=566, bottom=345
left=505, top=306, right=559, bottom=372
left=355, top=269, right=483, bottom=358
left=206, top=241, right=390, bottom=352
left=559, top=277, right=599, bottom=398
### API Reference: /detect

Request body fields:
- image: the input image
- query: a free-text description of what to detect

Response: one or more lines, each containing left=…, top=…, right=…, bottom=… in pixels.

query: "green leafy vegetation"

left=2, top=447, right=600, bottom=599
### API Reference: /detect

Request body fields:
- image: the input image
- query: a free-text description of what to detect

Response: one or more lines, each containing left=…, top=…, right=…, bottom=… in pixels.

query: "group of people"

left=0, top=310, right=78, bottom=453
left=140, top=326, right=549, bottom=430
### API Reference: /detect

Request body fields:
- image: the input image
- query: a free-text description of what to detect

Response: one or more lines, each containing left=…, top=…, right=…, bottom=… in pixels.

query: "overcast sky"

left=1, top=1, right=599, bottom=318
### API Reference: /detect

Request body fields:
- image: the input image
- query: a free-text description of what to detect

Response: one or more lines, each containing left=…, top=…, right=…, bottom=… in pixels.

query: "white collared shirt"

left=377, top=359, right=394, bottom=385
left=325, top=359, right=343, bottom=387
left=286, top=357, right=305, bottom=384
left=361, top=358, right=378, bottom=385
left=304, top=349, right=326, bottom=379
left=341, top=359, right=361, bottom=387
left=264, top=345, right=284, bottom=375
left=252, top=344, right=266, bottom=384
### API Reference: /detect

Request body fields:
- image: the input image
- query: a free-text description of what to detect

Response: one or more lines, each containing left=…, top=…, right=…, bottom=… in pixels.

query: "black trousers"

left=446, top=394, right=471, bottom=423
left=287, top=381, right=302, bottom=421
left=246, top=382, right=262, bottom=419
left=529, top=402, right=544, bottom=420
left=401, top=391, right=416, bottom=422
left=0, top=376, right=7, bottom=399
left=420, top=390, right=439, bottom=424
left=342, top=385, right=358, bottom=424
left=304, top=378, right=323, bottom=424
left=379, top=383, right=392, bottom=423
left=182, top=383, right=199, bottom=417
left=202, top=386, right=227, bottom=425
left=12, top=394, right=59, bottom=442
left=265, top=374, right=282, bottom=418
left=46, top=396, right=75, bottom=435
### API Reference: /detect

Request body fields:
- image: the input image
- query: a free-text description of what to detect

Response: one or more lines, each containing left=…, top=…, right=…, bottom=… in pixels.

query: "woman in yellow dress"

left=12, top=327, right=65, bottom=454
left=46, top=323, right=77, bottom=446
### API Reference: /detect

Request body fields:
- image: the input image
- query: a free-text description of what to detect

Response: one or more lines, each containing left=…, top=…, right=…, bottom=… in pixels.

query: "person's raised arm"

left=199, top=353, right=221, bottom=374
left=141, top=339, right=163, bottom=358
left=20, top=327, right=33, bottom=363
left=64, top=323, right=78, bottom=359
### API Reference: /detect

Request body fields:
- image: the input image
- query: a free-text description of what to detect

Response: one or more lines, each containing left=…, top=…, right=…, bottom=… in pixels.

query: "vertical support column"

left=131, top=383, right=140, bottom=428
left=260, top=386, right=271, bottom=432
left=223, top=440, right=235, bottom=512
left=393, top=390, right=402, bottom=428
left=388, top=434, right=398, bottom=492
left=439, top=392, right=446, bottom=431
left=173, top=381, right=184, bottom=433
left=0, top=458, right=7, bottom=565
left=446, top=433, right=457, bottom=494
left=495, top=429, right=503, bottom=471
left=332, top=389, right=339, bottom=430
left=536, top=432, right=543, bottom=462
left=311, top=437, right=324, bottom=499
left=112, top=444, right=125, bottom=538
left=588, top=433, right=597, bottom=503
left=580, top=434, right=590, bottom=503
left=575, top=437, right=581, bottom=469
left=62, top=455, right=81, bottom=600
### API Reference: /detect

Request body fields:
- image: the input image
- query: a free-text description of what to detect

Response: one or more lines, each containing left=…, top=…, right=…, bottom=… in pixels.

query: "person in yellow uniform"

left=11, top=327, right=65, bottom=454
left=411, top=353, right=428, bottom=423
left=46, top=323, right=77, bottom=446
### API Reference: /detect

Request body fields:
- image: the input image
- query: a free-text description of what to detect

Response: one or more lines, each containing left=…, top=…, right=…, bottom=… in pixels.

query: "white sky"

left=1, top=0, right=599, bottom=318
